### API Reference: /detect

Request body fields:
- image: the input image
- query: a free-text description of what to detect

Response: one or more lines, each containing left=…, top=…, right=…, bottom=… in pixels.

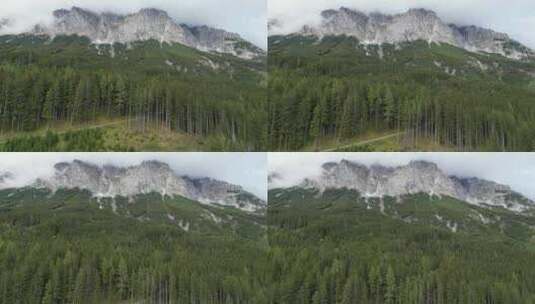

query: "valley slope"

left=268, top=160, right=535, bottom=303
left=268, top=7, right=535, bottom=151
left=0, top=160, right=269, bottom=303
left=0, top=7, right=267, bottom=151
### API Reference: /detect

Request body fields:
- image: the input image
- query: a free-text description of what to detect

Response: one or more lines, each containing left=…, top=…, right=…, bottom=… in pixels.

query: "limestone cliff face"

left=271, top=7, right=533, bottom=59
left=33, top=160, right=265, bottom=213
left=30, top=7, right=263, bottom=59
left=302, top=160, right=459, bottom=198
left=274, top=159, right=534, bottom=212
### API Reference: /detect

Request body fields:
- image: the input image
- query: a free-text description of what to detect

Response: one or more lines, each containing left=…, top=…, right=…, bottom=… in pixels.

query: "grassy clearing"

left=302, top=130, right=455, bottom=152
left=0, top=118, right=244, bottom=151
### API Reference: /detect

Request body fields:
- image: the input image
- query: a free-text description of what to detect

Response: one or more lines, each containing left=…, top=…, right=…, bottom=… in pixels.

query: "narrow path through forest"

left=323, top=132, right=406, bottom=152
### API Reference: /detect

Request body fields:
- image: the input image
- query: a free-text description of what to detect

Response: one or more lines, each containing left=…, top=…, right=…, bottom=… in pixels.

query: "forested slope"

left=268, top=35, right=535, bottom=151
left=0, top=34, right=267, bottom=151
left=0, top=188, right=269, bottom=303
left=267, top=187, right=535, bottom=303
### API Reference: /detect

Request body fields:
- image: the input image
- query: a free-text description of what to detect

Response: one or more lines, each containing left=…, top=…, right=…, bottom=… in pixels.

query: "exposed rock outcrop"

left=34, top=160, right=265, bottom=212
left=271, top=7, right=533, bottom=59
left=29, top=7, right=263, bottom=59
left=275, top=159, right=534, bottom=212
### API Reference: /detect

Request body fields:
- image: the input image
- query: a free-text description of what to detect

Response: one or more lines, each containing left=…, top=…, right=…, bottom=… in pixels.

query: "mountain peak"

left=28, top=7, right=262, bottom=59
left=138, top=8, right=168, bottom=17
left=281, top=160, right=534, bottom=212
left=407, top=8, right=437, bottom=16
left=408, top=160, right=439, bottom=170
left=53, top=9, right=70, bottom=18
left=36, top=160, right=265, bottom=212
left=292, top=7, right=533, bottom=59
left=139, top=160, right=172, bottom=171
left=71, top=6, right=92, bottom=13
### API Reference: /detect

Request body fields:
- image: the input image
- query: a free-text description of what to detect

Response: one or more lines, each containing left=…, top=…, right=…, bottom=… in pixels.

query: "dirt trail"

left=323, top=132, right=405, bottom=152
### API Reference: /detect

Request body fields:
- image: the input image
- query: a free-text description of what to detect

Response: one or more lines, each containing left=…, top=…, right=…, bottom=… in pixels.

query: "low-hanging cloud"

left=269, top=153, right=535, bottom=200
left=269, top=0, right=535, bottom=49
left=0, top=153, right=268, bottom=200
left=0, top=0, right=267, bottom=49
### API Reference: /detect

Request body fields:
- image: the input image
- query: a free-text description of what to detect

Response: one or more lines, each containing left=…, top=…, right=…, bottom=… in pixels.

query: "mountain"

left=0, top=161, right=269, bottom=302
left=271, top=160, right=534, bottom=212
left=29, top=7, right=264, bottom=60
left=0, top=189, right=268, bottom=303
left=272, top=7, right=533, bottom=60
left=268, top=159, right=535, bottom=302
left=268, top=8, right=535, bottom=152
left=0, top=7, right=267, bottom=152
left=268, top=184, right=535, bottom=303
left=26, top=159, right=266, bottom=213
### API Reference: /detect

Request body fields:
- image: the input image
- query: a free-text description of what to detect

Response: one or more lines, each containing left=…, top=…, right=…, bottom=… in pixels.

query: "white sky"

left=269, top=0, right=535, bottom=49
left=269, top=153, right=535, bottom=200
left=0, top=0, right=267, bottom=49
left=0, top=153, right=267, bottom=200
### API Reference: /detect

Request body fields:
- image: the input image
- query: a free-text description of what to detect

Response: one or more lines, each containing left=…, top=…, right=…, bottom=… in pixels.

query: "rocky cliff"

left=271, top=7, right=533, bottom=59
left=273, top=159, right=533, bottom=212
left=28, top=160, right=266, bottom=212
left=30, top=7, right=263, bottom=59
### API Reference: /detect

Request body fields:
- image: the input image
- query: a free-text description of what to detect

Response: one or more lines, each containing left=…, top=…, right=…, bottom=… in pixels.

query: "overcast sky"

left=0, top=0, right=267, bottom=49
left=269, top=153, right=535, bottom=200
left=269, top=0, right=535, bottom=49
left=0, top=153, right=267, bottom=200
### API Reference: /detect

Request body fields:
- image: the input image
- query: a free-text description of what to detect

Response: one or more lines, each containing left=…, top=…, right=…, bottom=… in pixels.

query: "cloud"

left=0, top=152, right=268, bottom=200
left=269, top=153, right=535, bottom=200
left=269, top=0, right=535, bottom=48
left=0, top=0, right=267, bottom=49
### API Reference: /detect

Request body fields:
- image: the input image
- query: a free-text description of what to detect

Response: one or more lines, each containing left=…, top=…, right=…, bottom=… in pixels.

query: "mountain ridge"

left=17, top=6, right=264, bottom=60
left=0, top=160, right=265, bottom=213
left=270, top=160, right=534, bottom=212
left=269, top=7, right=533, bottom=60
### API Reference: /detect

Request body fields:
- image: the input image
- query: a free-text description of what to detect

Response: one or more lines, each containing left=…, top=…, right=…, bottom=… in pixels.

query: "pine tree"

left=113, top=77, right=127, bottom=116
left=117, top=257, right=129, bottom=299
left=385, top=265, right=396, bottom=304
left=384, top=86, right=395, bottom=128
left=310, top=99, right=325, bottom=146
left=341, top=276, right=355, bottom=304
left=339, top=97, right=354, bottom=139
left=43, top=83, right=59, bottom=124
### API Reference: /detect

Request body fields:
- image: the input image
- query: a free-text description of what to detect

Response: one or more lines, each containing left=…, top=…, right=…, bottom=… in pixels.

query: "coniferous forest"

left=268, top=188, right=535, bottom=304
left=0, top=35, right=267, bottom=151
left=4, top=184, right=535, bottom=303
left=3, top=0, right=535, bottom=303
left=268, top=36, right=535, bottom=151
left=0, top=188, right=270, bottom=304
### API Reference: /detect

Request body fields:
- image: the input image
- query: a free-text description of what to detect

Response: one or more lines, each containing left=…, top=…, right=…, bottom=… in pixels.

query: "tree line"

left=267, top=188, right=535, bottom=304
left=268, top=36, right=535, bottom=151
left=269, top=70, right=535, bottom=151
left=0, top=129, right=109, bottom=152
left=0, top=64, right=266, bottom=150
left=0, top=190, right=269, bottom=304
left=2, top=185, right=535, bottom=303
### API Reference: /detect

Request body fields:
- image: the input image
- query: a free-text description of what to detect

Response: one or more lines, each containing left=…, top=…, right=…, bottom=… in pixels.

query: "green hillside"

left=267, top=187, right=535, bottom=303
left=268, top=35, right=535, bottom=151
left=0, top=34, right=267, bottom=151
left=0, top=187, right=269, bottom=303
